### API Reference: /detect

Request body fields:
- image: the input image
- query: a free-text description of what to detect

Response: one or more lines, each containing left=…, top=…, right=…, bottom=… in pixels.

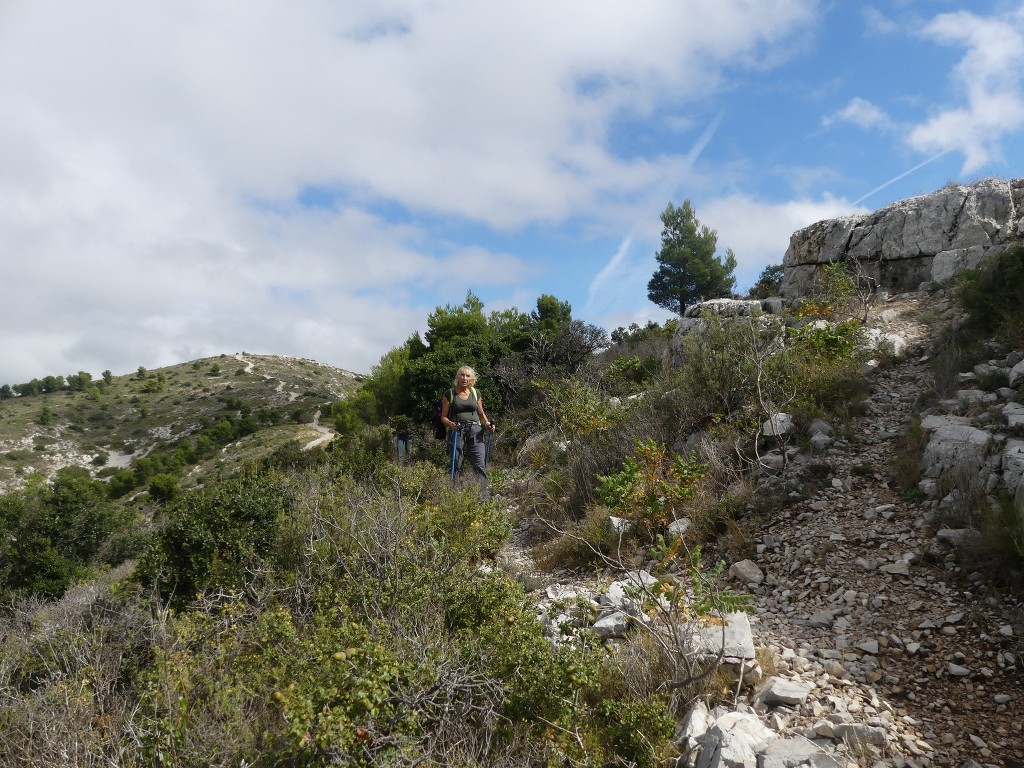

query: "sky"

left=2, top=0, right=1023, bottom=383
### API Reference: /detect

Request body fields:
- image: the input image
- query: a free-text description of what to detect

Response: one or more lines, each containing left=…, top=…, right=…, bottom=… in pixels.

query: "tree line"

left=1, top=369, right=114, bottom=399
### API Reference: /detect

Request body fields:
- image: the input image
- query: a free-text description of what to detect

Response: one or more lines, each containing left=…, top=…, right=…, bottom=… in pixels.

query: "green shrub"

left=0, top=468, right=133, bottom=600
left=135, top=468, right=294, bottom=604
left=596, top=439, right=705, bottom=541
left=958, top=242, right=1024, bottom=346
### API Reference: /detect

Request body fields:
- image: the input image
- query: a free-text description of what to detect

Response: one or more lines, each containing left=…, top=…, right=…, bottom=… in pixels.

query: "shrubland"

left=0, top=262, right=934, bottom=766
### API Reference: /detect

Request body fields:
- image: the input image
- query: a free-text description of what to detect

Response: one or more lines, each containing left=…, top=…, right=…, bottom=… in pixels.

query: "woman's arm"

left=440, top=397, right=458, bottom=430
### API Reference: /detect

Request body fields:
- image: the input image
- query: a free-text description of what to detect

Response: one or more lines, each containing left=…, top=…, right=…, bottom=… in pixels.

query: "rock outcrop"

left=782, top=178, right=1024, bottom=297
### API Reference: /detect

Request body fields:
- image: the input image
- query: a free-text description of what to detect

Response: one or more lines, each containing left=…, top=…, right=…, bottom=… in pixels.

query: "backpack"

left=432, top=387, right=478, bottom=440
left=431, top=399, right=447, bottom=440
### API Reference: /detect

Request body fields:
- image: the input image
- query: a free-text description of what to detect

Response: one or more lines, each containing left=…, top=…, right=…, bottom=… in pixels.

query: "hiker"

left=439, top=365, right=495, bottom=483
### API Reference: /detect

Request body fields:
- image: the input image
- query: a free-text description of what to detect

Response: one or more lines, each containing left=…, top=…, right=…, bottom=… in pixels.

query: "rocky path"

left=744, top=353, right=1023, bottom=766
left=499, top=362, right=1019, bottom=768
left=499, top=297, right=1023, bottom=767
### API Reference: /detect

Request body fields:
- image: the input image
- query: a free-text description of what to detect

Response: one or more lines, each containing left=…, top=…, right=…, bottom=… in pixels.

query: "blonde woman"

left=439, top=365, right=495, bottom=481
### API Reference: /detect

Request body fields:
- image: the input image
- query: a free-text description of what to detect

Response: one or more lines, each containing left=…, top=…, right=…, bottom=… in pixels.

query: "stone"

left=920, top=421, right=993, bottom=483
left=678, top=699, right=712, bottom=751
left=808, top=610, right=834, bottom=628
left=764, top=412, right=797, bottom=439
left=668, top=517, right=691, bottom=538
left=856, top=640, right=879, bottom=655
left=879, top=560, right=910, bottom=576
left=1010, top=359, right=1024, bottom=388
left=1000, top=439, right=1024, bottom=509
left=833, top=722, right=887, bottom=747
left=810, top=433, right=833, bottom=451
left=934, top=528, right=977, bottom=546
left=807, top=419, right=833, bottom=436
left=948, top=663, right=970, bottom=676
left=693, top=711, right=777, bottom=768
left=1003, top=402, right=1024, bottom=427
left=754, top=677, right=814, bottom=708
left=607, top=516, right=634, bottom=536
left=758, top=737, right=843, bottom=768
left=691, top=612, right=757, bottom=666
left=730, top=559, right=765, bottom=586
left=592, top=610, right=629, bottom=639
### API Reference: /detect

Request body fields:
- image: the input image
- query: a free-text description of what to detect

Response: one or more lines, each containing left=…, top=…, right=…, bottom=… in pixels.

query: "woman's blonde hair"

left=453, top=365, right=478, bottom=386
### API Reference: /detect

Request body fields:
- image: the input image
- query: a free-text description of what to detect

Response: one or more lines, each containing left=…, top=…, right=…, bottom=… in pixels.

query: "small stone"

left=754, top=676, right=814, bottom=707
left=808, top=610, right=834, bottom=628
left=857, top=640, right=880, bottom=655
left=948, top=663, right=970, bottom=677
left=880, top=560, right=910, bottom=576
left=729, top=559, right=765, bottom=585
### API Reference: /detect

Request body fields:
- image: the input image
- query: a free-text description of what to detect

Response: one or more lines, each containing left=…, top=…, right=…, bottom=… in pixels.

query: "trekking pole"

left=450, top=427, right=459, bottom=481
left=484, top=426, right=493, bottom=466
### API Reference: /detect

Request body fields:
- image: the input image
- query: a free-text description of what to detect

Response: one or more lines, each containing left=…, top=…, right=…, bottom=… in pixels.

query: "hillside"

left=0, top=352, right=362, bottom=495
left=1, top=182, right=1022, bottom=766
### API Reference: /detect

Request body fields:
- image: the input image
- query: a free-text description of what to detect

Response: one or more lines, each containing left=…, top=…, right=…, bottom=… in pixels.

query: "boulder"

left=694, top=711, right=776, bottom=768
left=763, top=413, right=796, bottom=440
left=1010, top=359, right=1024, bottom=388
left=782, top=178, right=1024, bottom=297
left=1001, top=439, right=1024, bottom=510
left=592, top=610, right=629, bottom=639
left=919, top=419, right=994, bottom=489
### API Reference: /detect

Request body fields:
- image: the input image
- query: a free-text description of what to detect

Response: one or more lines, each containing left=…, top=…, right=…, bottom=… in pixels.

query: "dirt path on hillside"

left=302, top=409, right=336, bottom=451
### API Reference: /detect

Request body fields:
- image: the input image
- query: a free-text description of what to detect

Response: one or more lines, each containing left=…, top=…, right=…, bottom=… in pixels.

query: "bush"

left=958, top=242, right=1024, bottom=346
left=135, top=468, right=294, bottom=604
left=0, top=468, right=134, bottom=600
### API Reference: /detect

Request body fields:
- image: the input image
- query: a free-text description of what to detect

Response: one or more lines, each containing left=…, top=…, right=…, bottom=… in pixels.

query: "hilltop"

left=0, top=352, right=362, bottom=495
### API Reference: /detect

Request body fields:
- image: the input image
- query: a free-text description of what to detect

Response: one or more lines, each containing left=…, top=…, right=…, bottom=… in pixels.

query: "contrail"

left=586, top=234, right=633, bottom=313
left=853, top=148, right=953, bottom=207
left=687, top=110, right=724, bottom=165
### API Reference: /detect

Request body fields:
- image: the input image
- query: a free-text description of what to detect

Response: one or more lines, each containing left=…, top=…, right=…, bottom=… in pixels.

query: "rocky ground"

left=745, top=345, right=1023, bottom=767
left=500, top=292, right=1024, bottom=767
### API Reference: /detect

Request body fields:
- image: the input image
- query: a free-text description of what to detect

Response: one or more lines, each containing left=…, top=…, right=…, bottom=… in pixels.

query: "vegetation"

left=647, top=200, right=737, bottom=316
left=748, top=263, right=784, bottom=299
left=922, top=241, right=1024, bottom=584
left=0, top=245, right=949, bottom=765
left=0, top=354, right=359, bottom=497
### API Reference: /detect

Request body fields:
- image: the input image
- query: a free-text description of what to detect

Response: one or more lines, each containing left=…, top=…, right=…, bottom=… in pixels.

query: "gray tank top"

left=449, top=388, right=480, bottom=424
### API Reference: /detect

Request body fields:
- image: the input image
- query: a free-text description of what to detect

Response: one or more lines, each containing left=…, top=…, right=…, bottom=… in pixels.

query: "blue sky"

left=2, top=1, right=1023, bottom=382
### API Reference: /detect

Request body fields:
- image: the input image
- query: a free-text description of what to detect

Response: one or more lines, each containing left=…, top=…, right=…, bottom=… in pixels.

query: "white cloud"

left=907, top=6, right=1024, bottom=173
left=0, top=1, right=819, bottom=382
left=824, top=97, right=896, bottom=131
left=861, top=6, right=900, bottom=36
left=700, top=193, right=868, bottom=290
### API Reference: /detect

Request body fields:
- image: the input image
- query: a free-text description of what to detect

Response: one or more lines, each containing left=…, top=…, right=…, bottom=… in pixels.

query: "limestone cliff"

left=781, top=177, right=1024, bottom=297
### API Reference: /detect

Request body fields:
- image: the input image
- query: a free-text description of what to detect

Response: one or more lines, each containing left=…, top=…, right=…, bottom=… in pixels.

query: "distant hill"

left=0, top=352, right=363, bottom=495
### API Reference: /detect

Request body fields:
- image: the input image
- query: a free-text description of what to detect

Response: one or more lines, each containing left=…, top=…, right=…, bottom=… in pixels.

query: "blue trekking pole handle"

left=450, top=427, right=459, bottom=480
